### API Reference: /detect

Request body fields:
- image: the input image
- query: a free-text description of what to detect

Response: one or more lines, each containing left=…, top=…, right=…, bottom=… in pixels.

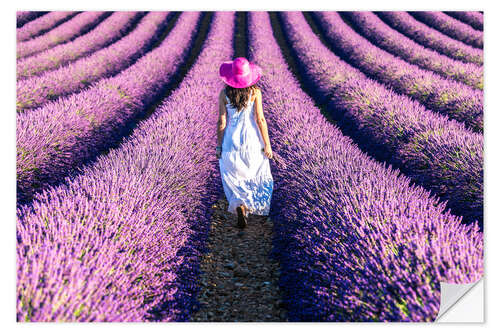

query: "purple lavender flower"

left=278, top=11, right=483, bottom=226
left=410, top=11, right=482, bottom=49
left=17, top=12, right=143, bottom=80
left=17, top=12, right=77, bottom=42
left=17, top=11, right=47, bottom=28
left=445, top=11, right=483, bottom=31
left=247, top=11, right=483, bottom=322
left=377, top=12, right=482, bottom=65
left=344, top=12, right=483, bottom=89
left=16, top=12, right=201, bottom=204
left=17, top=12, right=170, bottom=111
left=17, top=12, right=108, bottom=59
left=17, top=11, right=235, bottom=322
left=312, top=11, right=483, bottom=132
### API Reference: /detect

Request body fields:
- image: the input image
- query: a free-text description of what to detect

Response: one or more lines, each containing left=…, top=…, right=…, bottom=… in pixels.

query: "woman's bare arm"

left=216, top=90, right=227, bottom=158
left=253, top=88, right=273, bottom=159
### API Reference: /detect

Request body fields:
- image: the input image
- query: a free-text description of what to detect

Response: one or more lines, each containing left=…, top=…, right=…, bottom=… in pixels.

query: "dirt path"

left=190, top=196, right=287, bottom=322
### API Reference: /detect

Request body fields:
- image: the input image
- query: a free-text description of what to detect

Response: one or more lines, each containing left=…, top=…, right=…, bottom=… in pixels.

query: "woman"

left=216, top=57, right=274, bottom=229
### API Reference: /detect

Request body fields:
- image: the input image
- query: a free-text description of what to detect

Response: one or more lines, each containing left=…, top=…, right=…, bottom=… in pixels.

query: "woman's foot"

left=236, top=205, right=248, bottom=229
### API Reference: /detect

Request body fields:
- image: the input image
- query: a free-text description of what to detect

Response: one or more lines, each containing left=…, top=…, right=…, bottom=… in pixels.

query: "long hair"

left=224, top=84, right=258, bottom=112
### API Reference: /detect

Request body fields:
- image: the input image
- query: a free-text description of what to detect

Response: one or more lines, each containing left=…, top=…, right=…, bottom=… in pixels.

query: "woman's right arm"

left=253, top=88, right=273, bottom=159
left=216, top=90, right=227, bottom=159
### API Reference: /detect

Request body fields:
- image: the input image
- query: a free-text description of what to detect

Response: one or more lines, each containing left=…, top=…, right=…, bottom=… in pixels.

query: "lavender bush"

left=17, top=11, right=47, bottom=28
left=410, top=12, right=482, bottom=49
left=312, top=12, right=483, bottom=132
left=377, top=12, right=482, bottom=66
left=248, top=11, right=483, bottom=322
left=445, top=11, right=483, bottom=31
left=17, top=11, right=77, bottom=42
left=17, top=11, right=235, bottom=322
left=17, top=12, right=170, bottom=111
left=17, top=12, right=143, bottom=80
left=17, top=12, right=108, bottom=59
left=17, top=12, right=201, bottom=204
left=344, top=12, right=483, bottom=89
left=278, top=11, right=483, bottom=225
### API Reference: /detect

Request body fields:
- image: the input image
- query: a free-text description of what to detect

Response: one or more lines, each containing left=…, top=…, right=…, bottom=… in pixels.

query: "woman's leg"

left=241, top=204, right=249, bottom=217
left=236, top=204, right=247, bottom=228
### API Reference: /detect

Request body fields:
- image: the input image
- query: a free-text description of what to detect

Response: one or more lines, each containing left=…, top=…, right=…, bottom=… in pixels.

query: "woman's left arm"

left=216, top=90, right=227, bottom=158
left=253, top=89, right=273, bottom=159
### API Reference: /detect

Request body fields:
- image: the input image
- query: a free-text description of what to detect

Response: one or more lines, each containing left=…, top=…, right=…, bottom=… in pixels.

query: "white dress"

left=219, top=89, right=274, bottom=215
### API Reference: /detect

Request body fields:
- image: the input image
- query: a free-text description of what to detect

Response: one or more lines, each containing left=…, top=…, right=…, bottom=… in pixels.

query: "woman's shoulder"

left=252, top=86, right=262, bottom=94
left=251, top=86, right=262, bottom=100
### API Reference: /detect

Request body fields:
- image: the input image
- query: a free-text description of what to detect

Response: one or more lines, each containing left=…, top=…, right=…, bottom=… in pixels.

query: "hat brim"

left=219, top=61, right=262, bottom=88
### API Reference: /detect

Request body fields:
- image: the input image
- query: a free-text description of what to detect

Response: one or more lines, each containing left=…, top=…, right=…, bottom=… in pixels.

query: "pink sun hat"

left=219, top=57, right=262, bottom=88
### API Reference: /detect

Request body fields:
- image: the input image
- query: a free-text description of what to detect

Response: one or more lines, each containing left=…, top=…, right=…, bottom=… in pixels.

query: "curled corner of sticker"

left=435, top=278, right=484, bottom=322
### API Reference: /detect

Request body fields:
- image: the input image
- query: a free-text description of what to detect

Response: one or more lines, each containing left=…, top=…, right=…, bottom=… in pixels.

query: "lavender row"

left=278, top=12, right=483, bottom=225
left=16, top=12, right=201, bottom=204
left=344, top=12, right=483, bottom=90
left=17, top=12, right=143, bottom=81
left=248, top=11, right=483, bottom=321
left=445, top=11, right=483, bottom=31
left=17, top=12, right=108, bottom=59
left=377, top=12, right=482, bottom=66
left=410, top=12, right=482, bottom=49
left=16, top=12, right=234, bottom=321
left=16, top=12, right=170, bottom=113
left=17, top=11, right=77, bottom=42
left=17, top=11, right=47, bottom=28
left=312, top=12, right=483, bottom=132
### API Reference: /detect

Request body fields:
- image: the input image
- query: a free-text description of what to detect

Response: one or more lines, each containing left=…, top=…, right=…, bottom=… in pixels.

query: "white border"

left=3, top=0, right=497, bottom=332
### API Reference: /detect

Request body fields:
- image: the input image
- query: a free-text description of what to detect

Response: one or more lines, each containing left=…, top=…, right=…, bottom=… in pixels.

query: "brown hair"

left=224, top=84, right=259, bottom=112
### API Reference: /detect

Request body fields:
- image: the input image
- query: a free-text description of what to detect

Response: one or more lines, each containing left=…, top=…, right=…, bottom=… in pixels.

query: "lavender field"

left=16, top=10, right=484, bottom=322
